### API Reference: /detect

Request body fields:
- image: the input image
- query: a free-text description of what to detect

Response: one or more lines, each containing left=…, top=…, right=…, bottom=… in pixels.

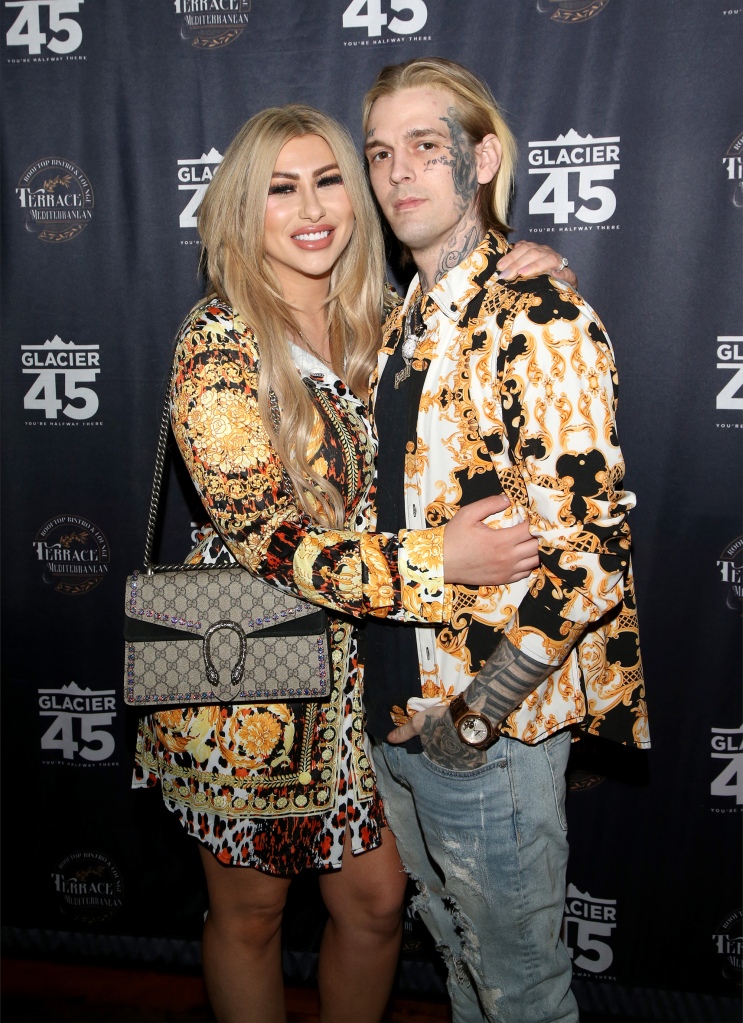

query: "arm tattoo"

left=464, top=637, right=554, bottom=723
left=416, top=638, right=555, bottom=771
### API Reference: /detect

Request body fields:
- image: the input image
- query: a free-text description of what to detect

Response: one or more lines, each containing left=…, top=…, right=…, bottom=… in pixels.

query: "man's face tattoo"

left=365, top=87, right=485, bottom=291
left=440, top=109, right=478, bottom=217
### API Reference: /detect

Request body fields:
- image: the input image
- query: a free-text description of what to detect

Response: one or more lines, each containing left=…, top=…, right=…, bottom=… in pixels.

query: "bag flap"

left=124, top=608, right=326, bottom=642
left=124, top=568, right=324, bottom=639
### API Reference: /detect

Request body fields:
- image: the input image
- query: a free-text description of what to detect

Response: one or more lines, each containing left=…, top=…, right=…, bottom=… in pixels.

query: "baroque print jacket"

left=370, top=233, right=648, bottom=748
left=170, top=299, right=451, bottom=623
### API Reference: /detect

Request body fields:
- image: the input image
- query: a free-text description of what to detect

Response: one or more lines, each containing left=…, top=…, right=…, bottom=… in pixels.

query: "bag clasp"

left=203, top=620, right=247, bottom=695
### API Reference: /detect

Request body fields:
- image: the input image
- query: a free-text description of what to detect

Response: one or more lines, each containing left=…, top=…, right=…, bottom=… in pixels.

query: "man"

left=361, top=58, right=648, bottom=1022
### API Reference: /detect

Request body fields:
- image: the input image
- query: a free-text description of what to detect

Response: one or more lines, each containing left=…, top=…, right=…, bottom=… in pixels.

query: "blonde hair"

left=362, top=57, right=517, bottom=235
left=198, top=105, right=386, bottom=527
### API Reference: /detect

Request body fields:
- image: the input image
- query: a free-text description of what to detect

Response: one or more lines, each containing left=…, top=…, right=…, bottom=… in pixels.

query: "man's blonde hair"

left=198, top=104, right=386, bottom=526
left=362, top=57, right=517, bottom=234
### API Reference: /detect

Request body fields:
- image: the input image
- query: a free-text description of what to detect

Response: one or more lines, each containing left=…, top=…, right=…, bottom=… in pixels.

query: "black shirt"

left=362, top=315, right=429, bottom=753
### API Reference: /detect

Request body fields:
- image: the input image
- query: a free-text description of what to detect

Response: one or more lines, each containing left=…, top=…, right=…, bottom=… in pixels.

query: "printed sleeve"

left=497, top=283, right=635, bottom=665
left=169, top=302, right=451, bottom=624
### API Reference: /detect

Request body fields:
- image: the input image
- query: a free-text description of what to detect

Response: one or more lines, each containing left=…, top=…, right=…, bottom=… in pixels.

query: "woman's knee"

left=199, top=848, right=290, bottom=947
left=206, top=899, right=285, bottom=949
left=320, top=850, right=407, bottom=932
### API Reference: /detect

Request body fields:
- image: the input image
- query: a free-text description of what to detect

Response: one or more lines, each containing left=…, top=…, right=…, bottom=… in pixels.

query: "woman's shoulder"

left=177, top=295, right=253, bottom=340
left=174, top=295, right=258, bottom=359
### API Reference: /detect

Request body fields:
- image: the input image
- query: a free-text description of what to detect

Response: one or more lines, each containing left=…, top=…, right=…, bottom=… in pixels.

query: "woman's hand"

left=497, top=240, right=578, bottom=289
left=442, top=495, right=539, bottom=586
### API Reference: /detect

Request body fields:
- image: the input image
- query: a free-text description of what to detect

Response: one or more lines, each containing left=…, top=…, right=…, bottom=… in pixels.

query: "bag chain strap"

left=143, top=367, right=283, bottom=575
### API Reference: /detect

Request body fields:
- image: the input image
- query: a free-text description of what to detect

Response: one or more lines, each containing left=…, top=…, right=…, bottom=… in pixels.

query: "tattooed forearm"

left=415, top=638, right=556, bottom=771
left=464, top=636, right=554, bottom=723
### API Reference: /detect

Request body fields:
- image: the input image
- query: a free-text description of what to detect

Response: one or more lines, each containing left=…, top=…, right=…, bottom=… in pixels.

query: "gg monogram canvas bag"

left=123, top=385, right=331, bottom=707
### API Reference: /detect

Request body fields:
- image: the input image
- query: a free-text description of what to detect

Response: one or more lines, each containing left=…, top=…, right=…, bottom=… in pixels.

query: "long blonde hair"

left=362, top=57, right=517, bottom=235
left=198, top=105, right=386, bottom=527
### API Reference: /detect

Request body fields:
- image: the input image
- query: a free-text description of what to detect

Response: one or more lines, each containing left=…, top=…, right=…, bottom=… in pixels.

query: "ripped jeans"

left=372, top=730, right=578, bottom=1023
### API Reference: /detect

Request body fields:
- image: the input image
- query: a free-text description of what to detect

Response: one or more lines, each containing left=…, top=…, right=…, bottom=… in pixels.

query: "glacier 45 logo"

left=711, top=724, right=743, bottom=808
left=529, top=130, right=619, bottom=225
left=39, top=682, right=116, bottom=763
left=562, top=884, right=617, bottom=975
left=716, top=336, right=743, bottom=412
left=22, top=335, right=99, bottom=421
left=5, top=0, right=83, bottom=56
left=342, top=0, right=427, bottom=38
left=178, top=149, right=223, bottom=229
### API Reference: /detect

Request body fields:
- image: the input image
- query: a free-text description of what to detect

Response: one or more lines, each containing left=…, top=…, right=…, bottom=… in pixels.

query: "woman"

left=134, top=105, right=573, bottom=1023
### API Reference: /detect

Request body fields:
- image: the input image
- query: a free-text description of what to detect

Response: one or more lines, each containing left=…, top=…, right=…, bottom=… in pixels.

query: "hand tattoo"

left=418, top=706, right=488, bottom=771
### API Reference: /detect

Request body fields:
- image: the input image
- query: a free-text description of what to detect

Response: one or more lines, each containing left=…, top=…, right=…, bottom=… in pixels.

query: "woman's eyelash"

left=268, top=174, right=342, bottom=195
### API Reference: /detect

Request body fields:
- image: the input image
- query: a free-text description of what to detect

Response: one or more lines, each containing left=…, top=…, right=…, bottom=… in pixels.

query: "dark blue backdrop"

left=2, top=2, right=741, bottom=1019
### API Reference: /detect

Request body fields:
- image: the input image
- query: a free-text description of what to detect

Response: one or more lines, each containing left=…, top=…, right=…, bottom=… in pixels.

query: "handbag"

left=123, top=382, right=331, bottom=707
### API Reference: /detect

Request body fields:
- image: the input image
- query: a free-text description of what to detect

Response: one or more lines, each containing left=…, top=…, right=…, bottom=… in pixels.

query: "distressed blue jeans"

left=372, top=731, right=578, bottom=1023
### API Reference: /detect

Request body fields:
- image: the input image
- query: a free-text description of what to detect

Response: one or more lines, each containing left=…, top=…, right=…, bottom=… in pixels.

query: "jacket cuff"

left=397, top=526, right=450, bottom=623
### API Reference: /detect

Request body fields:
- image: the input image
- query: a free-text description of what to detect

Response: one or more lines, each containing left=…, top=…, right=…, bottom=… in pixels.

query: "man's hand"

left=442, top=495, right=539, bottom=586
left=387, top=703, right=488, bottom=770
left=497, top=241, right=578, bottom=289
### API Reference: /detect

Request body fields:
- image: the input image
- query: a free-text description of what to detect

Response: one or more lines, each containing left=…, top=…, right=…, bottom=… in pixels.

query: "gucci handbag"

left=123, top=386, right=331, bottom=707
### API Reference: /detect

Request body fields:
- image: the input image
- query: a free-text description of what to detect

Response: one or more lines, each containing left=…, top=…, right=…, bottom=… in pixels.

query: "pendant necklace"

left=394, top=297, right=425, bottom=390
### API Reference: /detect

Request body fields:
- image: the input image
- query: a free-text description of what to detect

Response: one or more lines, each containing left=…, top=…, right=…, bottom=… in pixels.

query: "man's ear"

left=475, top=134, right=502, bottom=184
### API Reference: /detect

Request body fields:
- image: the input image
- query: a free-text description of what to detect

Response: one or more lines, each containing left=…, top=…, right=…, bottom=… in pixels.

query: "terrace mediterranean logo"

left=16, top=158, right=93, bottom=241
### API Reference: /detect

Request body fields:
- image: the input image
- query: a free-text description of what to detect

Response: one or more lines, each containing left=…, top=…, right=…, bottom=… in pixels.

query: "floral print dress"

left=133, top=298, right=451, bottom=874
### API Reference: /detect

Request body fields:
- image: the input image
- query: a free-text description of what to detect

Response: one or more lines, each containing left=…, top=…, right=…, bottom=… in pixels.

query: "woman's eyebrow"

left=270, top=163, right=340, bottom=180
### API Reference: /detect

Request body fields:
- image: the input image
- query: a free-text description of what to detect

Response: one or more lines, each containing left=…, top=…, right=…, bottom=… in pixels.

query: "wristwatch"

left=449, top=693, right=500, bottom=750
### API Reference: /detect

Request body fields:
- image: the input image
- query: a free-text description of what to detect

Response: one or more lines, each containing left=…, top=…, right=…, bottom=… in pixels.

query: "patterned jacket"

left=170, top=298, right=452, bottom=626
left=370, top=233, right=648, bottom=748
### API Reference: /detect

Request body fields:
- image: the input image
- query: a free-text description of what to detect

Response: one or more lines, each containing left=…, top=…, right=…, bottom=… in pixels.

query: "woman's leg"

left=198, top=845, right=292, bottom=1023
left=317, top=826, right=408, bottom=1023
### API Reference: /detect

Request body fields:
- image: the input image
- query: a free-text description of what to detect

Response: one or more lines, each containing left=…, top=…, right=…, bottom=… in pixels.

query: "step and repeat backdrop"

left=1, top=1, right=741, bottom=1020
